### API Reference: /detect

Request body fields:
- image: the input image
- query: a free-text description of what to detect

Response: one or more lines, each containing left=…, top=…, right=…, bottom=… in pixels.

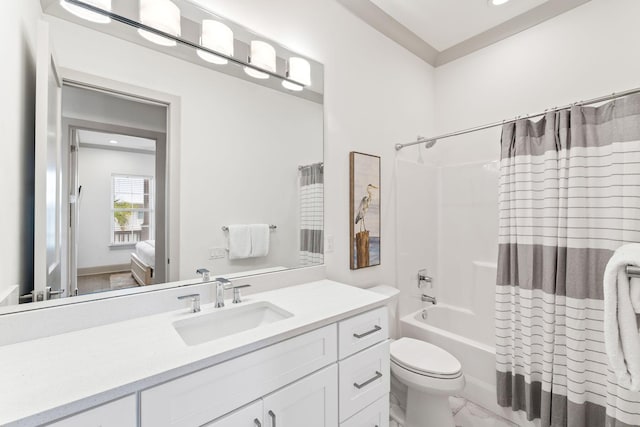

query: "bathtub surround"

left=496, top=95, right=640, bottom=427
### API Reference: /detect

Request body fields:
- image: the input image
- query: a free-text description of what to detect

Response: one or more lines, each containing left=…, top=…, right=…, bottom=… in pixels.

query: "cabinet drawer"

left=338, top=307, right=388, bottom=359
left=339, top=340, right=390, bottom=422
left=46, top=395, right=136, bottom=427
left=340, top=395, right=389, bottom=427
left=202, top=400, right=262, bottom=427
left=141, top=324, right=337, bottom=427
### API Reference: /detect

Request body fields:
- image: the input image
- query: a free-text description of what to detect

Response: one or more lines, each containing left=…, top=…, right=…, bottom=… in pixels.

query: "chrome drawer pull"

left=353, top=371, right=383, bottom=389
left=353, top=325, right=382, bottom=339
left=268, top=410, right=276, bottom=427
left=254, top=419, right=262, bottom=427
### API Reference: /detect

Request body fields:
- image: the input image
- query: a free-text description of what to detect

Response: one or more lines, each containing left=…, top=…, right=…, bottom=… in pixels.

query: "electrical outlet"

left=326, top=235, right=334, bottom=253
left=209, top=247, right=227, bottom=259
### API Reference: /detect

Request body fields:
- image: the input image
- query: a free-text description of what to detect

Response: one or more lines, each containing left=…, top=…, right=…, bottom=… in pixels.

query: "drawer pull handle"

left=254, top=419, right=262, bottom=427
left=353, top=371, right=383, bottom=389
left=353, top=325, right=382, bottom=339
left=268, top=410, right=276, bottom=427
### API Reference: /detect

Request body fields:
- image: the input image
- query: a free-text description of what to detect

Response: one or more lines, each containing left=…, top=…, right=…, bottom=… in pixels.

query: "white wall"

left=190, top=0, right=436, bottom=288
left=0, top=1, right=42, bottom=297
left=77, top=147, right=156, bottom=269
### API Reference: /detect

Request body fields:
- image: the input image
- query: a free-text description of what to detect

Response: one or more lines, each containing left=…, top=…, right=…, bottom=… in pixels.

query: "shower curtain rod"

left=394, top=86, right=640, bottom=151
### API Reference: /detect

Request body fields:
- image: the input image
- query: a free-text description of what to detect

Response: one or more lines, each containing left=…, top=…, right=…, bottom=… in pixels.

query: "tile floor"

left=389, top=396, right=517, bottom=427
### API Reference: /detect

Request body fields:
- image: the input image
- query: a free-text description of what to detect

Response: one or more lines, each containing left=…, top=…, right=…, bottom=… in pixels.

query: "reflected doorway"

left=62, top=84, right=168, bottom=297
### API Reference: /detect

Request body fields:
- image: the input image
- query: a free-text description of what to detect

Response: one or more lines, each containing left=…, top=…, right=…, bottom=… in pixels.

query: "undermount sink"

left=173, top=301, right=294, bottom=346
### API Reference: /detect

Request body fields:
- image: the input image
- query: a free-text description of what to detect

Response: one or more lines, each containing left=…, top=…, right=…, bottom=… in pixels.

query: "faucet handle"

left=178, top=293, right=201, bottom=313
left=232, top=284, right=251, bottom=304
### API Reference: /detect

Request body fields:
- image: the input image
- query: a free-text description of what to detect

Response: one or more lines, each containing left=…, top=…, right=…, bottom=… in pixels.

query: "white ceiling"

left=369, top=0, right=549, bottom=51
left=78, top=130, right=156, bottom=152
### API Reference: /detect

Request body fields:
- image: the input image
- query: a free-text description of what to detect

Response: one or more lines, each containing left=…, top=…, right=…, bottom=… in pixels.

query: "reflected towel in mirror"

left=250, top=224, right=270, bottom=258
left=227, top=225, right=252, bottom=259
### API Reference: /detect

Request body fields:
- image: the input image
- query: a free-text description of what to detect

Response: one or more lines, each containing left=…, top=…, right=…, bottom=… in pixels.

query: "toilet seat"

left=390, top=337, right=462, bottom=379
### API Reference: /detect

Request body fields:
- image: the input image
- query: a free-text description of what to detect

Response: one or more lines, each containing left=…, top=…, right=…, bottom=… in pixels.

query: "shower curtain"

left=495, top=94, right=640, bottom=427
left=299, top=163, right=324, bottom=266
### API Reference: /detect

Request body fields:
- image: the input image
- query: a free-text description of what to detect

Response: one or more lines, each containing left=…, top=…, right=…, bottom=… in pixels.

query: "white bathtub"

left=399, top=304, right=536, bottom=425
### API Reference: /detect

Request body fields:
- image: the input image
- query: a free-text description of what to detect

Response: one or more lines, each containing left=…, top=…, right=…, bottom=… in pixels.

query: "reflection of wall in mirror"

left=77, top=148, right=155, bottom=269
left=47, top=15, right=324, bottom=281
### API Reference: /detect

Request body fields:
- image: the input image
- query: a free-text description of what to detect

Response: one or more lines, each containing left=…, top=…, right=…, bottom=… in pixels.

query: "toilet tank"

left=366, top=285, right=400, bottom=339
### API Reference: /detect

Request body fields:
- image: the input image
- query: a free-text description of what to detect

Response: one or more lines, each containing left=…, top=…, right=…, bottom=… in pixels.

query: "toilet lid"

left=391, top=338, right=462, bottom=377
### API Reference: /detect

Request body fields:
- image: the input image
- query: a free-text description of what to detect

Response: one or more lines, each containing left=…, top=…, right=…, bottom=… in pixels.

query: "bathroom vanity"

left=0, top=281, right=391, bottom=427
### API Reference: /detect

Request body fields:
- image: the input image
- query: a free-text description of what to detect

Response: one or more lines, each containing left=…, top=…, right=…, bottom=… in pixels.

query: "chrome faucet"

left=213, top=278, right=251, bottom=308
left=196, top=268, right=211, bottom=282
left=214, top=277, right=232, bottom=308
left=421, top=294, right=437, bottom=305
left=178, top=293, right=201, bottom=313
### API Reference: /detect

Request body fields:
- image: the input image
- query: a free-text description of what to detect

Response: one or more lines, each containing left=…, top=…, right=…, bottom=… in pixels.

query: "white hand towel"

left=603, top=243, right=640, bottom=391
left=249, top=224, right=270, bottom=258
left=227, top=225, right=251, bottom=260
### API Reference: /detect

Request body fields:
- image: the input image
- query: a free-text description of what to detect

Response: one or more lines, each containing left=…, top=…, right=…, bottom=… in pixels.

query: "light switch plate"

left=209, top=247, right=227, bottom=259
left=326, top=235, right=334, bottom=253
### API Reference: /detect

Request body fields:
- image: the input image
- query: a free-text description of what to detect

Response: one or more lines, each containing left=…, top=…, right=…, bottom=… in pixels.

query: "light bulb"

left=138, top=0, right=181, bottom=47
left=282, top=57, right=310, bottom=91
left=490, top=0, right=510, bottom=5
left=197, top=20, right=234, bottom=65
left=60, top=0, right=112, bottom=24
left=244, top=41, right=276, bottom=79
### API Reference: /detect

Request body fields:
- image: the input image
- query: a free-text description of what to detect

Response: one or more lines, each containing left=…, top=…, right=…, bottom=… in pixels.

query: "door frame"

left=34, top=20, right=64, bottom=302
left=64, top=118, right=168, bottom=294
left=59, top=68, right=182, bottom=283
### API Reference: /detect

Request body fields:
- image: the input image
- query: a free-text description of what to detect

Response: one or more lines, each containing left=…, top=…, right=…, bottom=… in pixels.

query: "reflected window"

left=111, top=175, right=154, bottom=245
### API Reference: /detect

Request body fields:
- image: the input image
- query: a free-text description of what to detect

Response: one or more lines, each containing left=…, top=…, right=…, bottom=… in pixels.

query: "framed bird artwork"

left=349, top=152, right=380, bottom=269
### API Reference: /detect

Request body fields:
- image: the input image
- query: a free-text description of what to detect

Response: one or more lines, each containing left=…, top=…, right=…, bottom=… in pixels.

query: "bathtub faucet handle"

left=418, top=269, right=432, bottom=287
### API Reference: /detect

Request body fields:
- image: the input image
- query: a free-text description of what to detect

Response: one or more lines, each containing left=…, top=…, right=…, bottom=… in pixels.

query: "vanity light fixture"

left=197, top=20, right=234, bottom=65
left=60, top=0, right=112, bottom=24
left=489, top=0, right=511, bottom=5
left=138, top=0, right=181, bottom=47
left=244, top=41, right=276, bottom=79
left=282, top=57, right=311, bottom=92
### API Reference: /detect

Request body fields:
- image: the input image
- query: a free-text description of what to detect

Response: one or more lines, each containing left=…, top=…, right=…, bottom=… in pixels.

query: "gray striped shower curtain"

left=496, top=95, right=640, bottom=427
left=299, top=163, right=324, bottom=266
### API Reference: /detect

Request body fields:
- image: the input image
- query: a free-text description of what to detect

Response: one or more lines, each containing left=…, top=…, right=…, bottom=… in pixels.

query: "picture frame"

left=349, top=152, right=380, bottom=269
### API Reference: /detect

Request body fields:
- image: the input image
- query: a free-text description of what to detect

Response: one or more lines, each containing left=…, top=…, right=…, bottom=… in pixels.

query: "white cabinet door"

left=46, top=395, right=136, bottom=427
left=203, top=400, right=263, bottom=427
left=263, top=365, right=338, bottom=427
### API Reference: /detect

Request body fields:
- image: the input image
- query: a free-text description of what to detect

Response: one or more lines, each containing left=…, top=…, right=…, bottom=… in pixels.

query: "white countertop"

left=0, top=280, right=389, bottom=427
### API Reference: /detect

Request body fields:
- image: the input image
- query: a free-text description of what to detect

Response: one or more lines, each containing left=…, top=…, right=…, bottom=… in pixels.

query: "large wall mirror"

left=2, top=0, right=324, bottom=312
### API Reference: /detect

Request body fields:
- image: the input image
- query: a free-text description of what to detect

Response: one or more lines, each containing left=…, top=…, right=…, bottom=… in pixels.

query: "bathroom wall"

left=0, top=1, right=42, bottom=297
left=77, top=148, right=156, bottom=270
left=189, top=0, right=437, bottom=288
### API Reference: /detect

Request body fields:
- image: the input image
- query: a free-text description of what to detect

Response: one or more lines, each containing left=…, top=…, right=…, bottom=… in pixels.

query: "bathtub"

left=399, top=304, right=536, bottom=425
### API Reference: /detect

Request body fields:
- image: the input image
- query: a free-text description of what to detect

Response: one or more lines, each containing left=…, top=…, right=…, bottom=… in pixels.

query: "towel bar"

left=627, top=265, right=640, bottom=278
left=221, top=225, right=277, bottom=231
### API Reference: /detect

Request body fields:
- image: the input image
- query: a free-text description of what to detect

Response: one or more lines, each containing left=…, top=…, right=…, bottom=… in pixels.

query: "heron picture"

left=349, top=152, right=380, bottom=269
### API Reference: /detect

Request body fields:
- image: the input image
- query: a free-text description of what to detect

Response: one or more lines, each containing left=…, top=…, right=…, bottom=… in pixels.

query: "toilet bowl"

left=390, top=337, right=465, bottom=427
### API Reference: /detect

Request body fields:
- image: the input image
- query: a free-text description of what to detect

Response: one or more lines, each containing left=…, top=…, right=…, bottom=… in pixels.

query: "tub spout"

left=421, top=294, right=437, bottom=305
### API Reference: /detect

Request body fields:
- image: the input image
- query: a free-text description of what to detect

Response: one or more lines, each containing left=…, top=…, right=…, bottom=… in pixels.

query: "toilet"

left=367, top=285, right=465, bottom=427
left=390, top=337, right=464, bottom=427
